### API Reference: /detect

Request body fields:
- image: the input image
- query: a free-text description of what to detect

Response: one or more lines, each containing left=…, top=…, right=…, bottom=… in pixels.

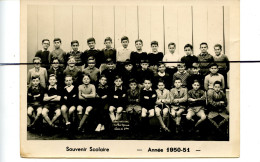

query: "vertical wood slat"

left=138, top=6, right=151, bottom=53
left=37, top=6, right=54, bottom=51
left=207, top=6, right=224, bottom=55
left=114, top=6, right=126, bottom=50
left=150, top=6, right=164, bottom=53
left=193, top=6, right=208, bottom=56
left=125, top=6, right=138, bottom=51
left=54, top=6, right=73, bottom=52
left=177, top=6, right=193, bottom=57
left=72, top=5, right=92, bottom=51
left=27, top=5, right=38, bottom=71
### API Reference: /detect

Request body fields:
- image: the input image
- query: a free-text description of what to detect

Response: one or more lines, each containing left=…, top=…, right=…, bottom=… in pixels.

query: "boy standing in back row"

left=49, top=38, right=66, bottom=69
left=197, top=42, right=214, bottom=77
left=35, top=39, right=50, bottom=69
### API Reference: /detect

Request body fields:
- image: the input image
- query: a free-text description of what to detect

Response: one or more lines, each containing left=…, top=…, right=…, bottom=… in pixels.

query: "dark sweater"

left=35, top=50, right=50, bottom=69
left=109, top=86, right=127, bottom=107
left=61, top=86, right=78, bottom=106
left=136, top=68, right=154, bottom=85
left=130, top=52, right=148, bottom=67
left=181, top=55, right=198, bottom=69
left=148, top=52, right=164, bottom=66
left=82, top=49, right=102, bottom=68
left=101, top=48, right=117, bottom=63
left=27, top=85, right=45, bottom=105
left=140, top=88, right=157, bottom=109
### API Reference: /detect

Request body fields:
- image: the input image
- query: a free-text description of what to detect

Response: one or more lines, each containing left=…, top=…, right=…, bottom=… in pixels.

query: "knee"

left=36, top=108, right=42, bottom=116
left=109, top=106, right=115, bottom=113
left=186, top=114, right=192, bottom=120
left=85, top=106, right=93, bottom=115
left=155, top=108, right=161, bottom=116
left=141, top=109, right=147, bottom=118
left=69, top=106, right=76, bottom=114
left=41, top=109, right=48, bottom=117
left=55, top=109, right=61, bottom=116
left=163, top=109, right=168, bottom=117
left=61, top=105, right=67, bottom=112
left=116, top=107, right=123, bottom=114
left=77, top=106, right=83, bottom=114
left=201, top=114, right=207, bottom=121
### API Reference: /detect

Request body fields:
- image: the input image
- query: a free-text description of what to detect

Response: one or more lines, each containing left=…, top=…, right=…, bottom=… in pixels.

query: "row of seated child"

left=27, top=57, right=228, bottom=135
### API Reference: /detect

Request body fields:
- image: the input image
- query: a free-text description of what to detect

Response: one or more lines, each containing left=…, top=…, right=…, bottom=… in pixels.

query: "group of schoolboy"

left=27, top=36, right=230, bottom=135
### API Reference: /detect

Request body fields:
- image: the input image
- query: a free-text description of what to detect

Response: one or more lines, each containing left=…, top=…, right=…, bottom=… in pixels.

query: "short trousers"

left=28, top=102, right=42, bottom=109
left=126, top=104, right=141, bottom=113
left=188, top=106, right=204, bottom=113
left=43, top=102, right=61, bottom=111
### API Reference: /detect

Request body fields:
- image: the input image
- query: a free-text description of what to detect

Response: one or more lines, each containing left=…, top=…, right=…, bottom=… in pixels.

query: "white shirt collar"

left=143, top=88, right=152, bottom=91
left=48, top=84, right=57, bottom=90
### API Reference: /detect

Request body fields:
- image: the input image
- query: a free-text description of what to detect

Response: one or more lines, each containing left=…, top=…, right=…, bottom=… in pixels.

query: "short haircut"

left=210, top=63, right=218, bottom=68
left=121, top=36, right=129, bottom=42
left=177, top=63, right=185, bottom=68
left=88, top=57, right=96, bottom=63
left=151, top=40, right=158, bottom=46
left=129, top=78, right=137, bottom=84
left=31, top=75, right=40, bottom=80
left=168, top=42, right=176, bottom=48
left=42, top=39, right=50, bottom=44
left=192, top=79, right=200, bottom=85
left=114, top=75, right=122, bottom=81
left=65, top=74, right=73, bottom=79
left=174, top=78, right=182, bottom=82
left=53, top=38, right=62, bottom=43
left=106, top=58, right=114, bottom=64
left=52, top=57, right=59, bottom=63
left=143, top=78, right=152, bottom=83
left=104, top=37, right=112, bottom=43
left=214, top=81, right=222, bottom=86
left=200, top=42, right=208, bottom=48
left=184, top=44, right=193, bottom=50
left=71, top=40, right=79, bottom=46
left=135, top=39, right=143, bottom=44
left=214, top=44, right=222, bottom=50
left=140, top=59, right=149, bottom=64
left=68, top=56, right=76, bottom=62
left=87, top=37, right=96, bottom=43
left=49, top=74, right=57, bottom=79
left=124, top=59, right=133, bottom=66
left=100, top=75, right=107, bottom=80
left=33, top=57, right=41, bottom=63
left=83, top=74, right=91, bottom=79
left=158, top=62, right=166, bottom=67
left=157, top=78, right=165, bottom=85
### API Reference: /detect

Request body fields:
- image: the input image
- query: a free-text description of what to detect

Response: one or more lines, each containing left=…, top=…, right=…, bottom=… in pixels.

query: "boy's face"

left=192, top=67, right=200, bottom=74
left=151, top=44, right=158, bottom=53
left=125, top=64, right=133, bottom=71
left=135, top=41, right=143, bottom=50
left=213, top=84, right=221, bottom=92
left=42, top=41, right=50, bottom=50
left=114, top=79, right=123, bottom=87
left=82, top=76, right=91, bottom=84
left=54, top=41, right=61, bottom=49
left=168, top=45, right=176, bottom=54
left=184, top=47, right=192, bottom=56
left=144, top=80, right=152, bottom=89
left=174, top=80, right=182, bottom=88
left=141, top=63, right=149, bottom=70
left=65, top=77, right=73, bottom=86
left=158, top=64, right=166, bottom=73
left=88, top=41, right=96, bottom=49
left=157, top=82, right=165, bottom=91
left=129, top=82, right=137, bottom=90
left=34, top=60, right=41, bottom=68
left=192, top=82, right=200, bottom=91
left=71, top=43, right=79, bottom=52
left=121, top=40, right=129, bottom=48
left=210, top=66, right=218, bottom=74
left=214, top=46, right=222, bottom=56
left=99, top=77, right=107, bottom=86
left=200, top=44, right=208, bottom=53
left=32, top=78, right=40, bottom=87
left=68, top=59, right=76, bottom=67
left=107, top=63, right=114, bottom=70
left=49, top=76, right=57, bottom=86
left=88, top=60, right=96, bottom=69
left=104, top=40, right=112, bottom=48
left=52, top=59, right=59, bottom=68
left=177, top=65, right=185, bottom=73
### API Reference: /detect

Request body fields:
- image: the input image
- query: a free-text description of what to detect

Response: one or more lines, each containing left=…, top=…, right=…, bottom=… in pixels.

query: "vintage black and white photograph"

left=20, top=0, right=239, bottom=158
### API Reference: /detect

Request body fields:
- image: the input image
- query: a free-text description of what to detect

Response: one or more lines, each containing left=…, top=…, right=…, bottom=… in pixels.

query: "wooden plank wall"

left=27, top=5, right=228, bottom=63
